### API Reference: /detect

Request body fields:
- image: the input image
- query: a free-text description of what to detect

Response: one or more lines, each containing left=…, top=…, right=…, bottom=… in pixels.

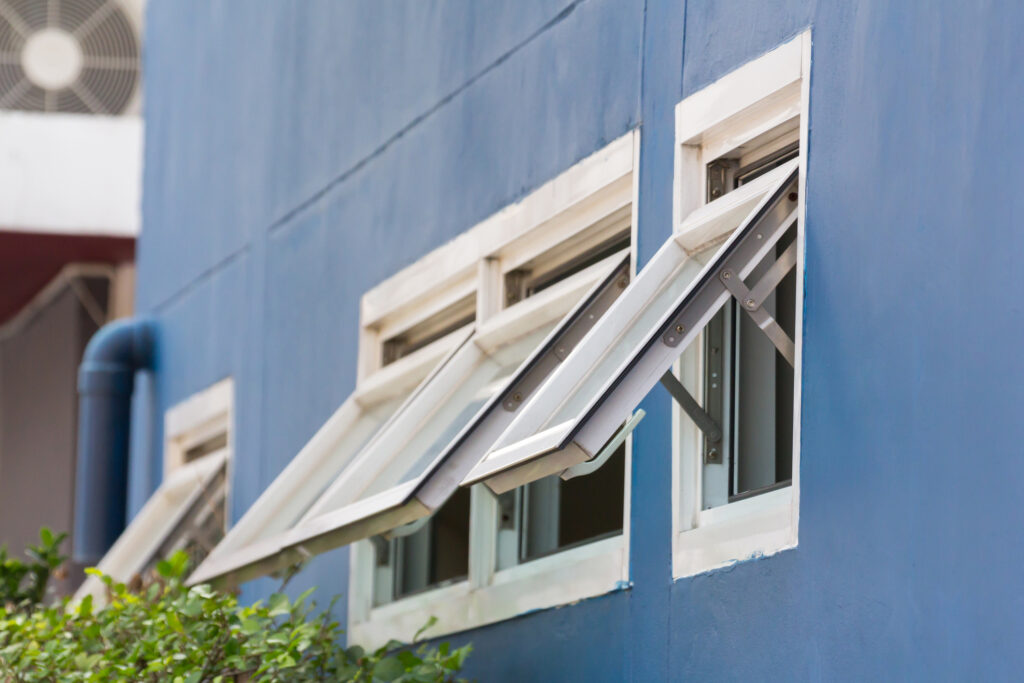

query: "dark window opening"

left=183, top=432, right=228, bottom=464
left=381, top=295, right=475, bottom=366
left=495, top=442, right=625, bottom=567
left=505, top=232, right=631, bottom=307
left=706, top=139, right=800, bottom=201
left=390, top=486, right=471, bottom=600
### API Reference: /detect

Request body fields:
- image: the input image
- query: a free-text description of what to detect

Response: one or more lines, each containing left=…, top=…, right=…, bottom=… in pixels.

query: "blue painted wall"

left=135, top=0, right=1024, bottom=679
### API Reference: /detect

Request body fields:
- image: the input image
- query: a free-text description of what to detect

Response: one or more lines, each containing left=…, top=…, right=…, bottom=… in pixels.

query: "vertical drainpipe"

left=72, top=318, right=156, bottom=566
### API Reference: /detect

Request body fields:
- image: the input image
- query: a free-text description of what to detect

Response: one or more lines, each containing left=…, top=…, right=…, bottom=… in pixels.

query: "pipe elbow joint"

left=78, top=318, right=156, bottom=396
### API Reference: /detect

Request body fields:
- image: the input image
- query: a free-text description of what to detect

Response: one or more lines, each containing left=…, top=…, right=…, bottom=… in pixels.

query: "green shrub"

left=0, top=528, right=66, bottom=610
left=0, top=543, right=471, bottom=682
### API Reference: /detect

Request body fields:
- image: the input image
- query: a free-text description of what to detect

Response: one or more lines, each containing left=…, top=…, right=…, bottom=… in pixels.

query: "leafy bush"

left=0, top=547, right=471, bottom=682
left=0, top=528, right=66, bottom=610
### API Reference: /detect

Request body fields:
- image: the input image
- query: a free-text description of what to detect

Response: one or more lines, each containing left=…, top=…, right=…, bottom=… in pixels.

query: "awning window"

left=186, top=328, right=463, bottom=583
left=75, top=449, right=228, bottom=601
left=462, top=162, right=799, bottom=494
left=190, top=252, right=630, bottom=587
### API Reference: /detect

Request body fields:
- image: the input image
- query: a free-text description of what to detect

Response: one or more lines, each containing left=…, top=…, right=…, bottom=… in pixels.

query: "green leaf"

left=413, top=615, right=438, bottom=642
left=294, top=586, right=316, bottom=608
left=167, top=612, right=185, bottom=634
left=266, top=592, right=290, bottom=617
left=155, top=559, right=174, bottom=579
left=373, top=655, right=406, bottom=681
left=239, top=617, right=263, bottom=635
left=397, top=650, right=421, bottom=668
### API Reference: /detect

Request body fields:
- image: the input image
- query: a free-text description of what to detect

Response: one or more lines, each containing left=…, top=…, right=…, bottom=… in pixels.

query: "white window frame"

left=164, top=377, right=234, bottom=478
left=75, top=378, right=234, bottom=602
left=348, top=130, right=640, bottom=647
left=671, top=31, right=810, bottom=579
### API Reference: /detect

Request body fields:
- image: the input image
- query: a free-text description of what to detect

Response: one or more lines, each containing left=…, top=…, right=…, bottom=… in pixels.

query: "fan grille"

left=0, top=0, right=139, bottom=115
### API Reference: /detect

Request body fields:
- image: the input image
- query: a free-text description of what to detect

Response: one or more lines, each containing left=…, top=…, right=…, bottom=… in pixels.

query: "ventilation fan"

left=0, top=0, right=141, bottom=115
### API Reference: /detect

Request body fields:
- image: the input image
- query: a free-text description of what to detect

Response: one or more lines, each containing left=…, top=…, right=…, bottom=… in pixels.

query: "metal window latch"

left=561, top=409, right=645, bottom=481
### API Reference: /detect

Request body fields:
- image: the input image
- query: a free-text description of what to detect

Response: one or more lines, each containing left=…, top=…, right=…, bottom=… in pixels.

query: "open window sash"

left=183, top=324, right=469, bottom=588
left=189, top=253, right=631, bottom=587
left=462, top=162, right=799, bottom=494
left=75, top=449, right=228, bottom=602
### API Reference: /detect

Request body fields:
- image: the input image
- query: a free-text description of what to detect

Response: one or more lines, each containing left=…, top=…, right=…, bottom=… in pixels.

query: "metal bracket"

left=659, top=371, right=722, bottom=445
left=718, top=239, right=797, bottom=367
left=707, top=158, right=738, bottom=201
left=503, top=257, right=631, bottom=411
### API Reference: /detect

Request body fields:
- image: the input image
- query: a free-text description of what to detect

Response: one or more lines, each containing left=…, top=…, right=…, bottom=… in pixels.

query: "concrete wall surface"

left=136, top=1, right=1024, bottom=680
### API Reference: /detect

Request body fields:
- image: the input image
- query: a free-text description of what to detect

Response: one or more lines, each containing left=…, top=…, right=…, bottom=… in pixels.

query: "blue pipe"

left=73, top=318, right=155, bottom=566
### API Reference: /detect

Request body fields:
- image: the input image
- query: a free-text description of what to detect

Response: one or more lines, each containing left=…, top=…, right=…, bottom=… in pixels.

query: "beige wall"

left=0, top=280, right=107, bottom=595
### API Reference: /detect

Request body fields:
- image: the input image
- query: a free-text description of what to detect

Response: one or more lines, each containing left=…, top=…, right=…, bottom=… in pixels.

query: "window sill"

left=673, top=486, right=796, bottom=580
left=349, top=535, right=628, bottom=648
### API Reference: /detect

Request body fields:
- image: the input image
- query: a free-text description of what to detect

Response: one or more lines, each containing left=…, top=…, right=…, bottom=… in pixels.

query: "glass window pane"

left=255, top=395, right=405, bottom=539
left=358, top=325, right=556, bottom=501
left=700, top=224, right=797, bottom=508
left=382, top=485, right=471, bottom=601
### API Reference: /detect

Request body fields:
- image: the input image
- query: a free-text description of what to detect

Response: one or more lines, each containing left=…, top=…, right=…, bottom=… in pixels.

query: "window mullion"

left=468, top=256, right=505, bottom=589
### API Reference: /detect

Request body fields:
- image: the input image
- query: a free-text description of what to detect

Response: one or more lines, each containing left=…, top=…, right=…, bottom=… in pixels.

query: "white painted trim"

left=670, top=30, right=810, bottom=581
left=350, top=534, right=627, bottom=649
left=673, top=487, right=794, bottom=578
left=674, top=37, right=802, bottom=146
left=164, top=377, right=233, bottom=477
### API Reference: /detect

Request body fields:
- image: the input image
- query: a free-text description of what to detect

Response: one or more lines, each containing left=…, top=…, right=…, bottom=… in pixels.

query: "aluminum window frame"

left=462, top=162, right=799, bottom=493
